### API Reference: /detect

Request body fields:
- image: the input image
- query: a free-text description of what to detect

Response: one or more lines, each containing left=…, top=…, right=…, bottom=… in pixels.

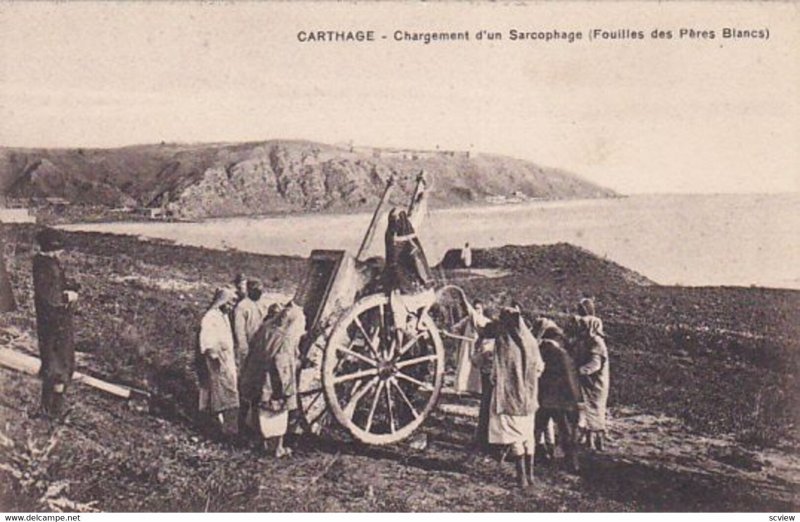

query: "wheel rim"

left=322, top=293, right=444, bottom=445
left=296, top=333, right=330, bottom=435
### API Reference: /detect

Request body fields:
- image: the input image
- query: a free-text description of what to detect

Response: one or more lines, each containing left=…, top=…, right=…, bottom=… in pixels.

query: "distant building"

left=136, top=207, right=170, bottom=219
left=44, top=197, right=70, bottom=205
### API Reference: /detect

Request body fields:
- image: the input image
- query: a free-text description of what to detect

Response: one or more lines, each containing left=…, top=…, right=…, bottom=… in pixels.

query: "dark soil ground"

left=0, top=224, right=798, bottom=512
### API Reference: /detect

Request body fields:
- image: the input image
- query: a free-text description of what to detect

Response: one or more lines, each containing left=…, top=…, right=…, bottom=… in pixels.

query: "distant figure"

left=232, top=280, right=264, bottom=369
left=0, top=235, right=15, bottom=312
left=32, top=228, right=79, bottom=419
left=574, top=315, right=610, bottom=451
left=532, top=318, right=582, bottom=474
left=460, top=242, right=472, bottom=270
left=196, top=288, right=239, bottom=438
left=239, top=302, right=306, bottom=457
left=484, top=307, right=545, bottom=488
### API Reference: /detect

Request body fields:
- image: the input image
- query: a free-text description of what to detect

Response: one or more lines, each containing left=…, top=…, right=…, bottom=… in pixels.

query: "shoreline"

left=41, top=193, right=623, bottom=226
left=54, top=192, right=800, bottom=292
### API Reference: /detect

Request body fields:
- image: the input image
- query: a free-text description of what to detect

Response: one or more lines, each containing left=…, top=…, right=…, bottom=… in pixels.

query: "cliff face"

left=0, top=140, right=615, bottom=218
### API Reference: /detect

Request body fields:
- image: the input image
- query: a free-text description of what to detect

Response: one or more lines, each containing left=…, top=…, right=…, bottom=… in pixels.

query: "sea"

left=63, top=193, right=800, bottom=290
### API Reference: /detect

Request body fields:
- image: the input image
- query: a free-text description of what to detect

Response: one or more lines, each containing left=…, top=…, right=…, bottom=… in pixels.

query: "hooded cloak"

left=576, top=315, right=610, bottom=431
left=536, top=322, right=582, bottom=412
left=197, top=288, right=239, bottom=413
left=239, top=302, right=306, bottom=412
left=492, top=308, right=544, bottom=416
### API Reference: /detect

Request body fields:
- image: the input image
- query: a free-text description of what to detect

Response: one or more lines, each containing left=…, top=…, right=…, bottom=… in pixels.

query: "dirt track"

left=0, top=225, right=798, bottom=511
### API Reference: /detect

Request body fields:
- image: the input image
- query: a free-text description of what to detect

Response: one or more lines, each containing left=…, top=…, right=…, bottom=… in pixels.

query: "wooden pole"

left=407, top=170, right=426, bottom=214
left=355, top=176, right=395, bottom=262
left=0, top=347, right=150, bottom=400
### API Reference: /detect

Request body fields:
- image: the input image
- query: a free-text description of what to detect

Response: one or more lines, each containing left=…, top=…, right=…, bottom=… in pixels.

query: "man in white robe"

left=197, top=287, right=240, bottom=437
left=232, top=280, right=265, bottom=369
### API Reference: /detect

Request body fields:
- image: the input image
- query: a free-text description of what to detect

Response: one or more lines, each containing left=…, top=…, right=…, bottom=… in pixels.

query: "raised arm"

left=407, top=172, right=429, bottom=230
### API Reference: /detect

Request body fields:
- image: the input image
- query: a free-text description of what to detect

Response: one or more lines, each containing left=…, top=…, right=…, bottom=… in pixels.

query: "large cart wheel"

left=295, top=334, right=330, bottom=435
left=322, top=293, right=444, bottom=445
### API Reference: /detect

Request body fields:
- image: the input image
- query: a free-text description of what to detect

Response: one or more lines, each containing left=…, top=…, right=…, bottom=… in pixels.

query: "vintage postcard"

left=0, top=0, right=797, bottom=515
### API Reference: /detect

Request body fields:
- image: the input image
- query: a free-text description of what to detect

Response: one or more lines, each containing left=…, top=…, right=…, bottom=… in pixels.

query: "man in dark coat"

left=383, top=175, right=436, bottom=345
left=33, top=228, right=79, bottom=418
left=532, top=318, right=582, bottom=473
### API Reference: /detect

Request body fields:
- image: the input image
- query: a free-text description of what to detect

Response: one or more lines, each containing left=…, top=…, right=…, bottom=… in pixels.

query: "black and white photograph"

left=0, top=0, right=798, bottom=514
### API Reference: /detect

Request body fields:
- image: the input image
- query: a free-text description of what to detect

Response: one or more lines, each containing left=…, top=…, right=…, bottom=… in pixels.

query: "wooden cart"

left=292, top=176, right=474, bottom=445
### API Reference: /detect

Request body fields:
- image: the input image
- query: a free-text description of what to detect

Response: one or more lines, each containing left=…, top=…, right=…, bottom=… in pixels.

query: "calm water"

left=64, top=194, right=800, bottom=289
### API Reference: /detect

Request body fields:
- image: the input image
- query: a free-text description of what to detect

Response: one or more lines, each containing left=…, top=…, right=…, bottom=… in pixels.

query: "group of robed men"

left=20, top=225, right=306, bottom=458
left=195, top=176, right=436, bottom=456
left=18, top=176, right=610, bottom=490
left=195, top=276, right=305, bottom=457
left=455, top=296, right=611, bottom=488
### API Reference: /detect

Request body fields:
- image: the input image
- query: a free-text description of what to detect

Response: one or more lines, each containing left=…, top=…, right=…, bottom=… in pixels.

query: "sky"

left=0, top=2, right=798, bottom=194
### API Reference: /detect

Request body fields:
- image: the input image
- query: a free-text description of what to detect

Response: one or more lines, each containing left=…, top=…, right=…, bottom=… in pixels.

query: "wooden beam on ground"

left=0, top=347, right=150, bottom=401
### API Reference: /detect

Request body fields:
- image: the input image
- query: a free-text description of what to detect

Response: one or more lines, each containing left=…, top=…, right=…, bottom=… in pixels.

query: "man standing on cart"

left=383, top=171, right=436, bottom=348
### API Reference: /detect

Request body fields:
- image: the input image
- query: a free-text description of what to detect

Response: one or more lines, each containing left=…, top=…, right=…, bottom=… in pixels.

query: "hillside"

left=0, top=140, right=615, bottom=219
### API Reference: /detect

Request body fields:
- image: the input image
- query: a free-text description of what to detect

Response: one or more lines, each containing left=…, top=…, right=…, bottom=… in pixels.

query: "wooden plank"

left=356, top=176, right=394, bottom=262
left=0, top=347, right=149, bottom=400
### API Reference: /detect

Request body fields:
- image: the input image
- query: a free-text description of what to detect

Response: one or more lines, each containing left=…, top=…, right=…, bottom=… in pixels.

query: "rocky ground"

left=0, top=224, right=798, bottom=511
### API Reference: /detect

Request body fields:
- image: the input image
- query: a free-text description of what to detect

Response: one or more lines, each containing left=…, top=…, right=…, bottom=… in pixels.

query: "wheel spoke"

left=396, top=371, right=434, bottom=391
left=354, top=316, right=381, bottom=359
left=365, top=380, right=384, bottom=433
left=305, top=392, right=326, bottom=424
left=396, top=331, right=426, bottom=357
left=391, top=378, right=420, bottom=419
left=305, top=389, right=323, bottom=409
left=344, top=376, right=378, bottom=417
left=395, top=354, right=438, bottom=370
left=386, top=383, right=396, bottom=434
left=298, top=387, right=323, bottom=396
left=440, top=331, right=476, bottom=343
left=333, top=367, right=378, bottom=384
left=338, top=345, right=378, bottom=367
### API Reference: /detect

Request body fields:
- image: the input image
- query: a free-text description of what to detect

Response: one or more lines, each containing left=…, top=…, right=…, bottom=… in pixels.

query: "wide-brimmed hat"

left=36, top=228, right=66, bottom=252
